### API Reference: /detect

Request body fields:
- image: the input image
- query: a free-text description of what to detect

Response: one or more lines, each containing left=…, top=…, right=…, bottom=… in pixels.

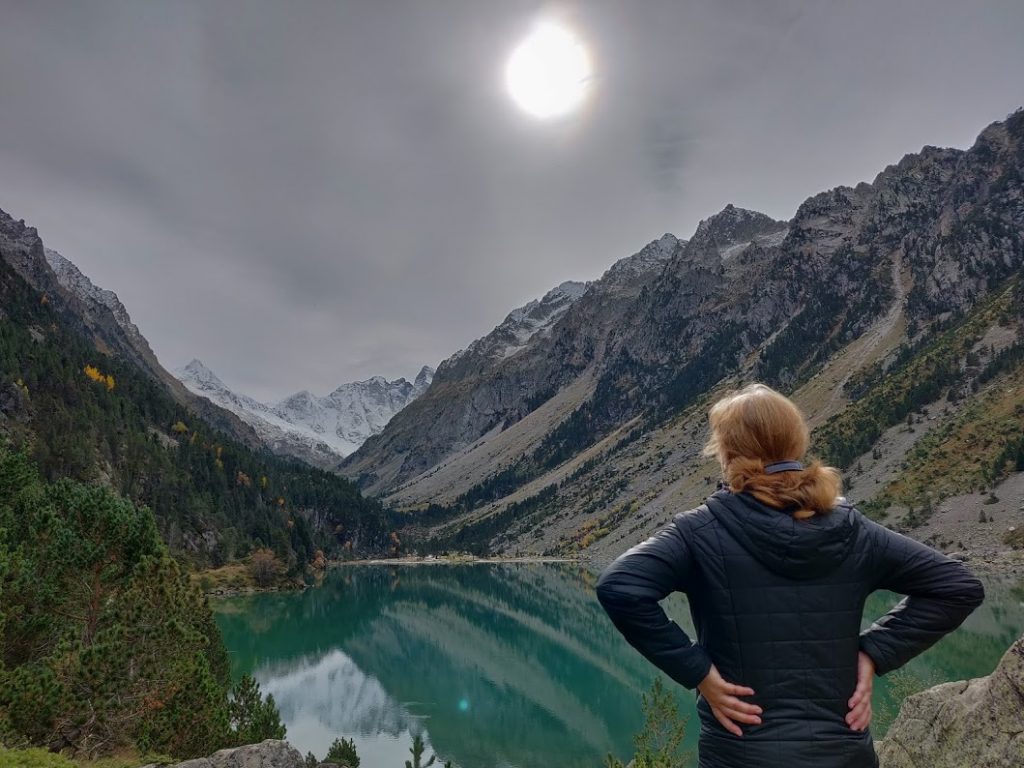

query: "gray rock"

left=171, top=740, right=305, bottom=768
left=878, top=632, right=1024, bottom=767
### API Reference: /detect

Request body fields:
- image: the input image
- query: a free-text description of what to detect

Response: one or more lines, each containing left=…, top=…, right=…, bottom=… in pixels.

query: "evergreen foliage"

left=0, top=448, right=282, bottom=758
left=228, top=674, right=286, bottom=746
left=325, top=736, right=361, bottom=766
left=813, top=279, right=1020, bottom=469
left=604, top=678, right=689, bottom=768
left=404, top=733, right=436, bottom=768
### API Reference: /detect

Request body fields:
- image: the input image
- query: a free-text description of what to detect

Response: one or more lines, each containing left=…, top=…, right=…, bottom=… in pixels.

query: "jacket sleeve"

left=859, top=517, right=985, bottom=675
left=595, top=516, right=712, bottom=689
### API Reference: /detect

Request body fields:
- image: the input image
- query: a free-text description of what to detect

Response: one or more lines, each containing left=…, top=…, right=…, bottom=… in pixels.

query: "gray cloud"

left=2, top=0, right=1023, bottom=400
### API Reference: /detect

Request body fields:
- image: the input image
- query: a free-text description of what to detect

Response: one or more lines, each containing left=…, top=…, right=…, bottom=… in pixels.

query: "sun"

left=505, top=22, right=592, bottom=119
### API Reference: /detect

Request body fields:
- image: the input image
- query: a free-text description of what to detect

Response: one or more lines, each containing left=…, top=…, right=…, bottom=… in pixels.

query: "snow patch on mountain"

left=44, top=247, right=148, bottom=346
left=176, top=359, right=434, bottom=461
left=603, top=233, right=681, bottom=281
left=450, top=279, right=590, bottom=363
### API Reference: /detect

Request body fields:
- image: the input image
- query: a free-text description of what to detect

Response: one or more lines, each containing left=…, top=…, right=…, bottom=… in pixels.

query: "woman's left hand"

left=697, top=664, right=762, bottom=736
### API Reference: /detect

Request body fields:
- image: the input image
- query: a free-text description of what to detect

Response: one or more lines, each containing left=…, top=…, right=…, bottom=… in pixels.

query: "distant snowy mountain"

left=176, top=360, right=433, bottom=466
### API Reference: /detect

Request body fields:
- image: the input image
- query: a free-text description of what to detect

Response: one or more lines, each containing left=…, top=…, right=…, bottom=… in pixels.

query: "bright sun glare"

left=505, top=22, right=592, bottom=119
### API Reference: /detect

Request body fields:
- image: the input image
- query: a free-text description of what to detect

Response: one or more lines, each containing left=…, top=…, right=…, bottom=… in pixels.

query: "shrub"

left=604, top=678, right=689, bottom=768
left=248, top=548, right=283, bottom=588
left=325, top=736, right=360, bottom=767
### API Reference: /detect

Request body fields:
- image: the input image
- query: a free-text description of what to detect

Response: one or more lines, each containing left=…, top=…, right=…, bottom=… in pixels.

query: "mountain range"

left=175, top=359, right=434, bottom=466
left=339, top=110, right=1024, bottom=562
left=2, top=108, right=1022, bottom=567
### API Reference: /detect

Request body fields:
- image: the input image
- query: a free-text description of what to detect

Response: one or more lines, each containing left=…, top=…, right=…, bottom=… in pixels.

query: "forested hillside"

left=0, top=447, right=287, bottom=757
left=0, top=210, right=391, bottom=567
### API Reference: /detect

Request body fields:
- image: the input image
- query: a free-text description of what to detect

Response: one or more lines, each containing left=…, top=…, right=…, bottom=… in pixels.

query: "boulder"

left=878, top=633, right=1024, bottom=767
left=171, top=740, right=305, bottom=768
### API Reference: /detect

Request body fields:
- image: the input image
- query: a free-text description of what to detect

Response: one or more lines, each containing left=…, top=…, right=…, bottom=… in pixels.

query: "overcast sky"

left=2, top=1, right=1023, bottom=401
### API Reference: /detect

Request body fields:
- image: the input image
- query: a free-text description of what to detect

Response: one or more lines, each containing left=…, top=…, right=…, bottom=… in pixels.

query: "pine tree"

left=228, top=674, right=286, bottom=746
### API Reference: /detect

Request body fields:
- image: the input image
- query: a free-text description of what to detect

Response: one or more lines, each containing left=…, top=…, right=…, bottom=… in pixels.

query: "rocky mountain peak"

left=176, top=358, right=435, bottom=464
left=603, top=233, right=681, bottom=281
left=414, top=365, right=435, bottom=390
left=443, top=279, right=590, bottom=370
left=693, top=204, right=785, bottom=243
left=178, top=359, right=227, bottom=391
left=677, top=205, right=788, bottom=268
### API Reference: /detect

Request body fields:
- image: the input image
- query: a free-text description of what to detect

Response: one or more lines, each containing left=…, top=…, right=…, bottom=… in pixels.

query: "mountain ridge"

left=0, top=204, right=392, bottom=564
left=340, top=109, right=1024, bottom=562
left=176, top=358, right=434, bottom=466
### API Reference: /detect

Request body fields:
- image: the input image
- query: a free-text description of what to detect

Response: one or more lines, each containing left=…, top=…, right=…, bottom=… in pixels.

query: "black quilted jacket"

left=596, top=489, right=985, bottom=768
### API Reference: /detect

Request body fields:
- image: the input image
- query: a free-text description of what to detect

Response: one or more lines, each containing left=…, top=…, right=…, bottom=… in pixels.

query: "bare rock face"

left=169, top=739, right=306, bottom=768
left=877, top=633, right=1024, bottom=768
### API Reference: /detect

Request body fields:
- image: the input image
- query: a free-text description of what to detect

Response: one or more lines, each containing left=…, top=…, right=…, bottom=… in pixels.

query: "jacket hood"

left=706, top=489, right=859, bottom=579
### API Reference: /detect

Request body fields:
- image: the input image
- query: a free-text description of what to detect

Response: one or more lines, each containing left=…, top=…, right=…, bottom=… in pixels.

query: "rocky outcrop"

left=878, top=633, right=1024, bottom=767
left=164, top=740, right=307, bottom=768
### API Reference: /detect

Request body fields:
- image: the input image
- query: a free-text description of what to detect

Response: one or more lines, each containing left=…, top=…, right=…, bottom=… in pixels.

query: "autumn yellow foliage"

left=83, top=364, right=115, bottom=391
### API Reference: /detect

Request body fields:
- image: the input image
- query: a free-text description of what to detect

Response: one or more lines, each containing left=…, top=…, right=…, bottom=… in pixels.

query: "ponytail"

left=724, top=457, right=842, bottom=518
left=703, top=383, right=842, bottom=517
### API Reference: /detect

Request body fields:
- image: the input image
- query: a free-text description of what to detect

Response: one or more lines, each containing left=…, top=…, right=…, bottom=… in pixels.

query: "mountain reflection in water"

left=213, top=563, right=1024, bottom=768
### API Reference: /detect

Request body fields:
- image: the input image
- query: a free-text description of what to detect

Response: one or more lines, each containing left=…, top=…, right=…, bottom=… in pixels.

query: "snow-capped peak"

left=175, top=361, right=435, bottom=462
left=178, top=359, right=227, bottom=390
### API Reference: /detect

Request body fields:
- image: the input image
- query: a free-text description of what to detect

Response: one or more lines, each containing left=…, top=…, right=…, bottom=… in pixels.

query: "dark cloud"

left=2, top=0, right=1022, bottom=400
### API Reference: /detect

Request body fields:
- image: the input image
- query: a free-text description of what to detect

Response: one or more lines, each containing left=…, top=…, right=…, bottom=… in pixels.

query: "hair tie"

left=764, top=460, right=804, bottom=474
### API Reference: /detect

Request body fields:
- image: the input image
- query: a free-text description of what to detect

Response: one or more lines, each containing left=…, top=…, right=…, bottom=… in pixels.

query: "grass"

left=0, top=749, right=174, bottom=768
left=190, top=561, right=254, bottom=592
left=190, top=559, right=299, bottom=593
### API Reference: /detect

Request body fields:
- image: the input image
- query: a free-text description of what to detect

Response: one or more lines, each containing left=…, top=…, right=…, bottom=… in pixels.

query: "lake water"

left=213, top=563, right=1024, bottom=768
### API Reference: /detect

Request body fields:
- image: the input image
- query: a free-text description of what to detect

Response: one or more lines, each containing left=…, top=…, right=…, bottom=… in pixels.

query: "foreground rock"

left=165, top=740, right=308, bottom=768
left=878, top=633, right=1024, bottom=767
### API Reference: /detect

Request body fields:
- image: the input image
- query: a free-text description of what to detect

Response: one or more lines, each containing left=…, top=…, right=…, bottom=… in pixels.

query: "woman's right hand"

left=846, top=651, right=875, bottom=731
left=697, top=664, right=762, bottom=736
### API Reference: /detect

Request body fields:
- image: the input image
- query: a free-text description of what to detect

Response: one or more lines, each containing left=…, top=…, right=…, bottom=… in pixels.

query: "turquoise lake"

left=213, top=563, right=1024, bottom=768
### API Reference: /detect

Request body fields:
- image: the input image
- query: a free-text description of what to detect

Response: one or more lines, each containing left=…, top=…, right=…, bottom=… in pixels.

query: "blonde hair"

left=703, top=383, right=841, bottom=518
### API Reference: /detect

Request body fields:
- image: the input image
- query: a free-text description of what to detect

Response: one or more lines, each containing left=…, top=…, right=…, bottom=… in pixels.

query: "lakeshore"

left=330, top=554, right=585, bottom=567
